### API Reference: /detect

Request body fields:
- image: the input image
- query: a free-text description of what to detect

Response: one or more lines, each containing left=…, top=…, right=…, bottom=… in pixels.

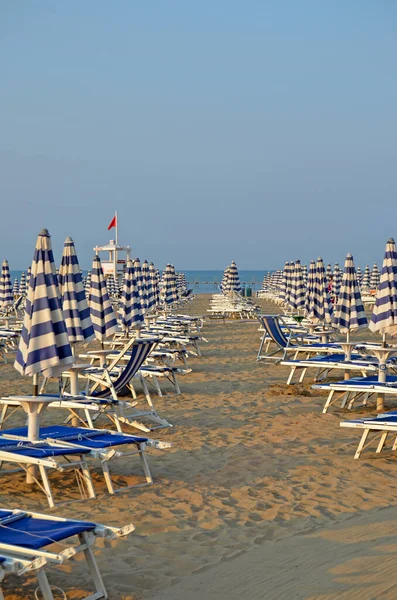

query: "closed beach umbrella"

left=19, top=272, right=27, bottom=297
left=326, top=263, right=333, bottom=282
left=58, top=236, right=94, bottom=344
left=15, top=229, right=75, bottom=378
left=332, top=263, right=342, bottom=299
left=119, top=259, right=144, bottom=332
left=369, top=239, right=397, bottom=339
left=88, top=255, right=118, bottom=341
left=143, top=261, right=156, bottom=311
left=356, top=265, right=362, bottom=285
left=370, top=263, right=380, bottom=290
left=221, top=266, right=230, bottom=292
left=305, top=258, right=333, bottom=324
left=141, top=260, right=151, bottom=312
left=161, top=263, right=178, bottom=305
left=149, top=262, right=160, bottom=307
left=280, top=262, right=290, bottom=305
left=0, top=260, right=13, bottom=311
left=289, top=260, right=305, bottom=312
left=13, top=278, right=20, bottom=296
left=301, top=264, right=308, bottom=285
left=224, top=261, right=241, bottom=293
left=85, top=270, right=92, bottom=297
left=133, top=258, right=147, bottom=308
left=361, top=265, right=371, bottom=290
left=333, top=253, right=367, bottom=342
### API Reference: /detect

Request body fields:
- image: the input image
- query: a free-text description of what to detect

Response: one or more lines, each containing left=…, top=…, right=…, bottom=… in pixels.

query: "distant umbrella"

left=305, top=258, right=333, bottom=324
left=361, top=265, right=371, bottom=290
left=224, top=261, right=241, bottom=293
left=0, top=260, right=13, bottom=311
left=13, top=278, right=20, bottom=296
left=161, top=264, right=178, bottom=305
left=326, top=263, right=333, bottom=282
left=289, top=260, right=305, bottom=312
left=119, top=259, right=144, bottom=332
left=88, top=255, right=118, bottom=341
left=370, top=263, right=380, bottom=290
left=369, top=239, right=397, bottom=340
left=58, top=236, right=94, bottom=344
left=19, top=272, right=27, bottom=297
left=332, top=263, right=342, bottom=298
left=356, top=265, right=362, bottom=285
left=149, top=262, right=160, bottom=307
left=333, top=253, right=367, bottom=340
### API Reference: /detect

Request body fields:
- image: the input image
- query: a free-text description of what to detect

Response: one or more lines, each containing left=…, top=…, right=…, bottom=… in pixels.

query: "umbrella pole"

left=344, top=331, right=351, bottom=380
left=377, top=334, right=387, bottom=412
left=33, top=373, right=39, bottom=396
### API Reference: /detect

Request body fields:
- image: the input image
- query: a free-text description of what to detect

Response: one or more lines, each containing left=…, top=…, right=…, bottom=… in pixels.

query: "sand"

left=2, top=294, right=397, bottom=599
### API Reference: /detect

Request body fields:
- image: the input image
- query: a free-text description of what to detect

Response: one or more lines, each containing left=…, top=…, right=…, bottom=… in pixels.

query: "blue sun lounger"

left=3, top=424, right=171, bottom=494
left=0, top=552, right=48, bottom=600
left=314, top=375, right=397, bottom=413
left=0, top=508, right=134, bottom=599
left=256, top=315, right=339, bottom=362
left=0, top=435, right=95, bottom=508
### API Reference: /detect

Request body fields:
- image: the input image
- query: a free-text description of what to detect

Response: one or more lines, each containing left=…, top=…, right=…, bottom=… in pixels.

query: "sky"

left=1, top=1, right=396, bottom=270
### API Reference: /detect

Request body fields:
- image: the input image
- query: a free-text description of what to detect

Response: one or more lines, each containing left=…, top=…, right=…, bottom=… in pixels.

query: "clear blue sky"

left=1, top=1, right=396, bottom=270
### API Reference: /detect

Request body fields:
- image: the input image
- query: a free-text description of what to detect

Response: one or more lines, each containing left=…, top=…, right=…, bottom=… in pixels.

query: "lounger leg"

left=392, top=436, right=397, bottom=451
left=376, top=432, right=388, bottom=453
left=80, top=457, right=96, bottom=500
left=286, top=367, right=296, bottom=385
left=0, top=584, right=4, bottom=600
left=298, top=367, right=307, bottom=383
left=37, top=569, right=55, bottom=600
left=172, top=373, right=181, bottom=395
left=340, top=392, right=350, bottom=409
left=322, top=390, right=335, bottom=414
left=0, top=405, right=8, bottom=429
left=140, top=446, right=153, bottom=484
left=80, top=532, right=108, bottom=599
left=354, top=428, right=370, bottom=459
left=38, top=465, right=55, bottom=508
left=101, top=460, right=115, bottom=494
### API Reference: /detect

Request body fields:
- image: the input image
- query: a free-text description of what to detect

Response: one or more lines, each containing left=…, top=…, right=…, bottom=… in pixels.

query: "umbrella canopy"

left=356, top=265, right=362, bottom=285
left=161, top=264, right=178, bottom=305
left=133, top=258, right=147, bottom=310
left=369, top=238, right=397, bottom=337
left=13, top=278, right=20, bottom=296
left=280, top=262, right=291, bottom=305
left=141, top=260, right=151, bottom=312
left=143, top=260, right=156, bottom=312
left=361, top=265, right=371, bottom=290
left=305, top=258, right=333, bottom=324
left=370, top=263, right=380, bottom=290
left=119, top=259, right=144, bottom=332
left=301, top=264, right=308, bottom=285
left=85, top=270, right=92, bottom=298
left=333, top=253, right=367, bottom=335
left=58, top=237, right=94, bottom=344
left=224, top=261, right=241, bottom=293
left=88, top=255, right=118, bottom=341
left=15, top=229, right=75, bottom=378
left=326, top=263, right=333, bottom=282
left=149, top=262, right=160, bottom=307
left=289, top=260, right=305, bottom=311
left=19, top=272, right=27, bottom=296
left=332, top=263, right=342, bottom=298
left=0, top=260, right=13, bottom=310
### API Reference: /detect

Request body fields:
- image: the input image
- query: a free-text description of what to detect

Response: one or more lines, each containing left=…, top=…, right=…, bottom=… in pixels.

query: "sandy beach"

left=3, top=294, right=397, bottom=599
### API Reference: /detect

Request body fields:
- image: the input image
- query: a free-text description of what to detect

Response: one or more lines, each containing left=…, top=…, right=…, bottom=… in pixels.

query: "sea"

left=9, top=269, right=270, bottom=295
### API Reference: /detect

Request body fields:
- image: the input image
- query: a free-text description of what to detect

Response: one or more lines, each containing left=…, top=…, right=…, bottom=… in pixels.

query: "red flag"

left=107, top=216, right=116, bottom=230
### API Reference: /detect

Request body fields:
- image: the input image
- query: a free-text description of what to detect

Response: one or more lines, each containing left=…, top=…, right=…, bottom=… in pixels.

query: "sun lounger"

left=0, top=508, right=134, bottom=599
left=340, top=412, right=397, bottom=458
left=3, top=424, right=171, bottom=494
left=280, top=353, right=382, bottom=385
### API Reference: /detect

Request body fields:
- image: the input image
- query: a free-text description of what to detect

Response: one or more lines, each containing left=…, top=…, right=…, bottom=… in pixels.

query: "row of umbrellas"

left=9, top=229, right=185, bottom=379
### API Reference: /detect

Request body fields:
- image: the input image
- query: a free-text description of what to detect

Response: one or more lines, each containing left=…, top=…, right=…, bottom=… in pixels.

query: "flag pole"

left=115, top=210, right=118, bottom=245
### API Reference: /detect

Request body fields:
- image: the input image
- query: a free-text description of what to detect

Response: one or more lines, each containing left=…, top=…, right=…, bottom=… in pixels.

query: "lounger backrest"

left=92, top=338, right=158, bottom=398
left=260, top=316, right=290, bottom=348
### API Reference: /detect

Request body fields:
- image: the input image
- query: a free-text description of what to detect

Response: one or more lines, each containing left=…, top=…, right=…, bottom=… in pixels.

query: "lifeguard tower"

left=94, top=212, right=131, bottom=285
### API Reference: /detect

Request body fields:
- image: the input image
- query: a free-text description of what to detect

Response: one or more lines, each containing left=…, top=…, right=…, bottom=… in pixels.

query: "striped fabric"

left=58, top=236, right=94, bottom=343
left=223, top=261, right=241, bottom=293
left=149, top=262, right=160, bottom=307
left=0, top=260, right=13, bottom=310
left=305, top=258, right=333, bottom=324
left=141, top=260, right=152, bottom=312
left=88, top=255, right=118, bottom=341
left=370, top=263, right=380, bottom=290
left=144, top=261, right=156, bottom=311
left=161, top=264, right=178, bottom=305
left=119, top=259, right=144, bottom=331
left=14, top=229, right=75, bottom=378
left=221, top=266, right=230, bottom=292
left=332, top=263, right=342, bottom=298
left=280, top=262, right=290, bottom=305
left=106, top=274, right=117, bottom=298
left=333, top=253, right=367, bottom=334
left=133, top=258, right=147, bottom=311
left=289, top=260, right=305, bottom=311
left=19, top=272, right=27, bottom=297
left=356, top=265, right=362, bottom=285
left=369, top=238, right=397, bottom=336
left=301, top=264, right=308, bottom=285
left=326, top=263, right=333, bottom=282
left=13, top=278, right=20, bottom=296
left=85, top=270, right=92, bottom=298
left=361, top=265, right=371, bottom=290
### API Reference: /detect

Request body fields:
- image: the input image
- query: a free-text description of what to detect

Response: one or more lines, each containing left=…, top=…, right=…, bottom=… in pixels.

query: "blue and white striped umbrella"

left=305, top=258, right=333, bottom=324
left=88, top=255, right=118, bottom=341
left=106, top=274, right=117, bottom=298
left=361, top=265, right=371, bottom=290
left=143, top=260, right=156, bottom=311
left=85, top=270, right=92, bottom=298
left=279, top=262, right=290, bottom=305
left=19, top=271, right=27, bottom=297
left=356, top=265, right=362, bottom=285
left=301, top=264, right=308, bottom=285
left=13, top=278, right=20, bottom=296
left=15, top=229, right=75, bottom=378
left=332, top=263, right=342, bottom=298
left=133, top=258, right=147, bottom=309
left=141, top=260, right=151, bottom=313
left=0, top=260, right=13, bottom=311
left=326, top=263, right=333, bottom=282
left=333, top=253, right=367, bottom=335
left=221, top=266, right=230, bottom=292
left=58, top=236, right=94, bottom=344
left=369, top=238, right=397, bottom=338
left=289, top=260, right=305, bottom=311
left=119, top=259, right=144, bottom=332
left=161, top=263, right=178, bottom=305
left=370, top=263, right=380, bottom=290
left=149, top=262, right=160, bottom=307
left=224, top=261, right=241, bottom=293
